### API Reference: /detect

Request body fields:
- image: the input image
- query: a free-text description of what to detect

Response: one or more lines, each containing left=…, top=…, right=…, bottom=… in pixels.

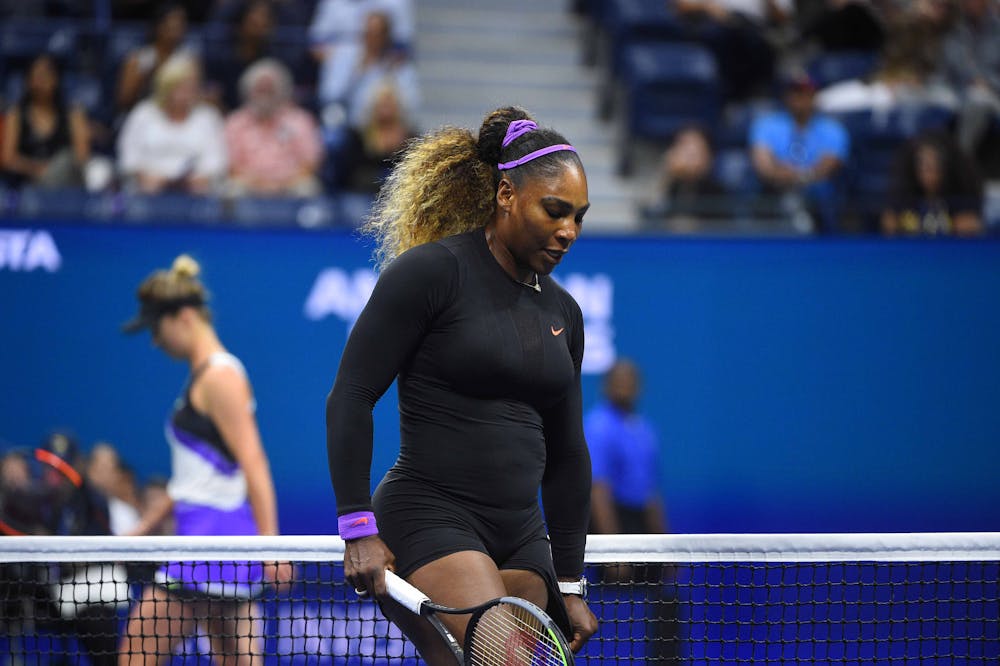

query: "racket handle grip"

left=384, top=569, right=429, bottom=615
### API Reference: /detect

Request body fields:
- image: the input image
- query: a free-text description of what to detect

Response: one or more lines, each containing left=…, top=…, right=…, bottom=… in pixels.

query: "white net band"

left=2, top=532, right=1000, bottom=563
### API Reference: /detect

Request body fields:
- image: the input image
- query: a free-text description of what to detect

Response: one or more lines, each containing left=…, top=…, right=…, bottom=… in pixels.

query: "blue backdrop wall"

left=2, top=223, right=999, bottom=535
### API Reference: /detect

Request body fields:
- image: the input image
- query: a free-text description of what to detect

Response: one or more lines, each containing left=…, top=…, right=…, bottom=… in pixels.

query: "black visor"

left=121, top=295, right=204, bottom=334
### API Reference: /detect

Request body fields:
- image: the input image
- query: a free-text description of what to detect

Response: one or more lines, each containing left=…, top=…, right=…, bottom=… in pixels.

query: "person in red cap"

left=0, top=432, right=119, bottom=666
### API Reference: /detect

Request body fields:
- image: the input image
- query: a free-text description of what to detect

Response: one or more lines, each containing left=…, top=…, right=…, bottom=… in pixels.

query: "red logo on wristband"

left=350, top=517, right=370, bottom=527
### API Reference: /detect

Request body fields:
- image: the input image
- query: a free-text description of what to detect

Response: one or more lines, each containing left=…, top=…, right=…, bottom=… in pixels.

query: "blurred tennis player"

left=120, top=255, right=291, bottom=665
left=326, top=106, right=598, bottom=664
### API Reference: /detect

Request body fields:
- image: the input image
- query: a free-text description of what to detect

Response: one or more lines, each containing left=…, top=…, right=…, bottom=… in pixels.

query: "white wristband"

left=557, top=578, right=587, bottom=598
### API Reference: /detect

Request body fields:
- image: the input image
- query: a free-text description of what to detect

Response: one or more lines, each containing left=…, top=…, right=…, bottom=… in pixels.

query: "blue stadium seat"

left=984, top=185, right=1000, bottom=235
left=806, top=50, right=879, bottom=89
left=231, top=196, right=306, bottom=227
left=616, top=42, right=722, bottom=175
left=715, top=101, right=779, bottom=149
left=66, top=73, right=104, bottom=116
left=230, top=196, right=339, bottom=228
left=271, top=26, right=311, bottom=66
left=601, top=0, right=686, bottom=68
left=105, top=23, right=148, bottom=68
left=121, top=193, right=224, bottom=225
left=713, top=148, right=758, bottom=195
left=0, top=20, right=79, bottom=75
left=14, top=188, right=113, bottom=220
left=593, top=0, right=687, bottom=118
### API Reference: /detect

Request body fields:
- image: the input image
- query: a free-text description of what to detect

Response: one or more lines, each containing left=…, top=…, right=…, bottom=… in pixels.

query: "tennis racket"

left=383, top=569, right=575, bottom=666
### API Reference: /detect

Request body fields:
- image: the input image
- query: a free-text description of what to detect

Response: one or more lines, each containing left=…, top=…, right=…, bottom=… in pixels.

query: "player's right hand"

left=344, top=535, right=395, bottom=599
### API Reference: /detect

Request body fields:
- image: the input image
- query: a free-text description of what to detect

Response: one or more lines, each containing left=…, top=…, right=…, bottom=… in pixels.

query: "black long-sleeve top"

left=326, top=226, right=591, bottom=578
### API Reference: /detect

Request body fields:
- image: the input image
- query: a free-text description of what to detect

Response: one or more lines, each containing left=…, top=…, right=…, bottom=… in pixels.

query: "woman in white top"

left=119, top=254, right=291, bottom=665
left=117, top=54, right=227, bottom=195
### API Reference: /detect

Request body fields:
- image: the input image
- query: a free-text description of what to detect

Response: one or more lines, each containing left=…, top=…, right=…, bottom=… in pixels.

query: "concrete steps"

left=413, top=0, right=643, bottom=231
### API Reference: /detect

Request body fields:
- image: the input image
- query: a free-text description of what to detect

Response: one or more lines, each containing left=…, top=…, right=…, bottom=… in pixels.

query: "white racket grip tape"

left=384, top=570, right=430, bottom=615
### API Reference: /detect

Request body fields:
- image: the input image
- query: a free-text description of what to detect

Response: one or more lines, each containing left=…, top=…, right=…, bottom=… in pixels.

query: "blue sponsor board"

left=2, top=223, right=1000, bottom=534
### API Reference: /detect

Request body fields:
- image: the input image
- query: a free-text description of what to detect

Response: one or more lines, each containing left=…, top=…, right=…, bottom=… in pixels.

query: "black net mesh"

left=0, top=559, right=997, bottom=664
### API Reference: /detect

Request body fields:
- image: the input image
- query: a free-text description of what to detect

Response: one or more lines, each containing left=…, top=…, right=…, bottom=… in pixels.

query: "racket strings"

left=467, top=603, right=564, bottom=665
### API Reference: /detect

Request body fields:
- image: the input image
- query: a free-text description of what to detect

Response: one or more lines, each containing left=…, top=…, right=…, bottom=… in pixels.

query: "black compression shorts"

left=373, top=470, right=572, bottom=636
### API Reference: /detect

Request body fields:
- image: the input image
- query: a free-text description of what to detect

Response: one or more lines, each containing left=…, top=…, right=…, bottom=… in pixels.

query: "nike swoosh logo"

left=551, top=326, right=564, bottom=336
left=350, top=517, right=369, bottom=527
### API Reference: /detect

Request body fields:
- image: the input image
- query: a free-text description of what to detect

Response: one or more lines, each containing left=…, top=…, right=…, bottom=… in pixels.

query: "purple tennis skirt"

left=156, top=501, right=264, bottom=599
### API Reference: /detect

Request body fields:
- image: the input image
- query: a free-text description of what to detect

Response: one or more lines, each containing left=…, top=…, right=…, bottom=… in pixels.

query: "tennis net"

left=1, top=533, right=998, bottom=664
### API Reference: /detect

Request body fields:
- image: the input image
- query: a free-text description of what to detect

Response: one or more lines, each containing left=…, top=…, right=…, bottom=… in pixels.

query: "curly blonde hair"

left=363, top=106, right=581, bottom=269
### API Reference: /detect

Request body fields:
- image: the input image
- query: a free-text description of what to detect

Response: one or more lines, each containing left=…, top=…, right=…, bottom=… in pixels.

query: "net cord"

left=2, top=533, right=1000, bottom=563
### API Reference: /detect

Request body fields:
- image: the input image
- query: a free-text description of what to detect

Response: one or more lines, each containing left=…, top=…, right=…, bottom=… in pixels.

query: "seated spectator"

left=1, top=54, right=90, bottom=189
left=85, top=442, right=142, bottom=536
left=309, top=0, right=415, bottom=52
left=117, top=54, right=227, bottom=195
left=113, top=0, right=210, bottom=22
left=674, top=0, right=793, bottom=102
left=881, top=129, right=983, bottom=236
left=205, top=0, right=304, bottom=112
left=333, top=81, right=417, bottom=193
left=224, top=59, right=322, bottom=197
left=937, top=0, right=1000, bottom=171
left=209, top=0, right=312, bottom=26
left=796, top=0, right=886, bottom=52
left=116, top=4, right=192, bottom=115
left=0, top=0, right=87, bottom=17
left=317, top=10, right=419, bottom=129
left=0, top=449, right=47, bottom=535
left=750, top=70, right=850, bottom=232
left=654, top=125, right=726, bottom=224
left=816, top=17, right=958, bottom=113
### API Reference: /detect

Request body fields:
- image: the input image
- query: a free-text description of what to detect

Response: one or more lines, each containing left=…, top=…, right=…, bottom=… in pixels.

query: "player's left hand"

left=265, top=561, right=295, bottom=592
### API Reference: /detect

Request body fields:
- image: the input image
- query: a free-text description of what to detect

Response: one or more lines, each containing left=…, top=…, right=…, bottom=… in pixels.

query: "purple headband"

left=497, top=119, right=577, bottom=171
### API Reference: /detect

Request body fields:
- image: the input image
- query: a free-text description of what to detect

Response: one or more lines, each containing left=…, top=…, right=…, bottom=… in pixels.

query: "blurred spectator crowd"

left=1, top=0, right=998, bottom=234
left=0, top=431, right=172, bottom=538
left=0, top=431, right=173, bottom=665
left=582, top=0, right=1000, bottom=235
left=0, top=0, right=418, bottom=226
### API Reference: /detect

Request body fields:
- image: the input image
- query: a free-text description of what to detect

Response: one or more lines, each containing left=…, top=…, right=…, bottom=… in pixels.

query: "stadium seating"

left=120, top=192, right=226, bottom=225
left=0, top=19, right=79, bottom=80
left=590, top=0, right=687, bottom=118
left=13, top=187, right=113, bottom=220
left=805, top=50, right=879, bottom=90
left=615, top=41, right=721, bottom=175
left=231, top=195, right=328, bottom=228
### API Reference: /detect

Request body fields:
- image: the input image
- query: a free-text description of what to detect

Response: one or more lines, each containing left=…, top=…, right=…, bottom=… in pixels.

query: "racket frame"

left=383, top=570, right=574, bottom=665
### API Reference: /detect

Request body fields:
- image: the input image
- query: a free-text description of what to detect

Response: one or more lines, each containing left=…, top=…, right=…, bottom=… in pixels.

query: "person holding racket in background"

left=120, top=255, right=292, bottom=665
left=326, top=105, right=598, bottom=664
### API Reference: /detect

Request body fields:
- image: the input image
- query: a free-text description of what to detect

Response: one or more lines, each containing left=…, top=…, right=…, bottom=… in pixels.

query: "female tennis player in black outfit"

left=326, top=106, right=598, bottom=664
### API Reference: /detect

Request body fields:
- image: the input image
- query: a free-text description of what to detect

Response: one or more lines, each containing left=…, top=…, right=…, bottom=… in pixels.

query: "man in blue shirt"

left=585, top=359, right=676, bottom=660
left=586, top=359, right=666, bottom=536
left=750, top=70, right=850, bottom=232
